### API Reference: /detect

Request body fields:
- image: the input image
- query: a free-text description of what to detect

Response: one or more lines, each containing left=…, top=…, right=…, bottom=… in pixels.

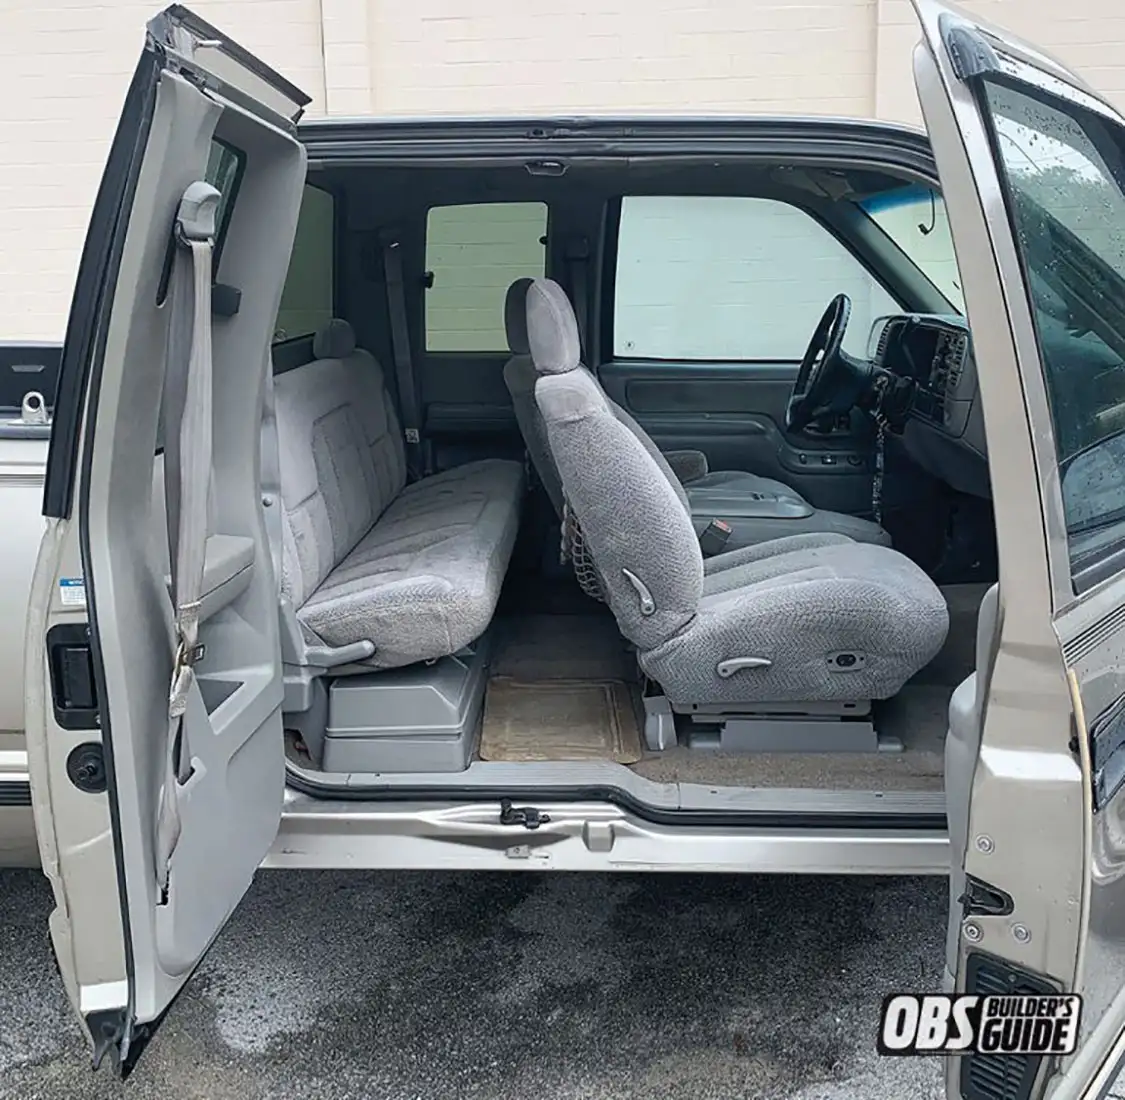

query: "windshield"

left=859, top=185, right=965, bottom=312
left=981, top=77, right=1125, bottom=581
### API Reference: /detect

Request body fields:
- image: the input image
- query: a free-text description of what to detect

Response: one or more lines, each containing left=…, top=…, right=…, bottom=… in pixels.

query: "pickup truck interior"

left=180, top=142, right=995, bottom=815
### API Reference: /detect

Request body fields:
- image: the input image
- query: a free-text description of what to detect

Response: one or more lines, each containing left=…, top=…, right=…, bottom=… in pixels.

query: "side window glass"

left=613, top=195, right=900, bottom=361
left=860, top=186, right=964, bottom=312
left=273, top=185, right=335, bottom=343
left=425, top=202, right=547, bottom=352
left=204, top=140, right=244, bottom=253
left=980, top=79, right=1125, bottom=585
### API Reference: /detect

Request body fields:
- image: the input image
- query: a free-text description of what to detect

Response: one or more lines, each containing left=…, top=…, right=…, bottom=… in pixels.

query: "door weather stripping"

left=940, top=16, right=1002, bottom=81
left=155, top=180, right=220, bottom=897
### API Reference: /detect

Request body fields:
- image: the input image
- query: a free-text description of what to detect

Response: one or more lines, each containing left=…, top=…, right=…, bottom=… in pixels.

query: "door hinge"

left=499, top=798, right=551, bottom=830
left=959, top=874, right=1015, bottom=918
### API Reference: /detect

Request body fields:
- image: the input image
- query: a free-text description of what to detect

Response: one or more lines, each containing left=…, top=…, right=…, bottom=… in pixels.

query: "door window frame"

left=966, top=47, right=1125, bottom=602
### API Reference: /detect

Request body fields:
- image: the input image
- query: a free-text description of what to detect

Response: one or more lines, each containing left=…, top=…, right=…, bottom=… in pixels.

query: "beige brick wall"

left=368, top=0, right=878, bottom=115
left=3, top=0, right=1125, bottom=341
left=0, top=0, right=325, bottom=342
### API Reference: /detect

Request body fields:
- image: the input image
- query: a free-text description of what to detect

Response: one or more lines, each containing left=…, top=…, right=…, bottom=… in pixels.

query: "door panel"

left=910, top=1, right=1125, bottom=1096
left=598, top=359, right=875, bottom=515
left=420, top=352, right=523, bottom=471
left=418, top=199, right=547, bottom=470
left=25, top=6, right=308, bottom=1075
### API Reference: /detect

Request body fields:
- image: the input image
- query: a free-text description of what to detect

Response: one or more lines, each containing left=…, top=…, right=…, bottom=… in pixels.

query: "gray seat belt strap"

left=380, top=231, right=426, bottom=479
left=566, top=236, right=591, bottom=360
left=155, top=180, right=221, bottom=895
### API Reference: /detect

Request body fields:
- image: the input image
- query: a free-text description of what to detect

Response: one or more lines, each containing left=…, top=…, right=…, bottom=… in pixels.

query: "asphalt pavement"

left=0, top=868, right=956, bottom=1099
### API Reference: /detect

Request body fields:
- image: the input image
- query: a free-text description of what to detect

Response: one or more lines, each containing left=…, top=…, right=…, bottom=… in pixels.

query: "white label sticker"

left=59, top=577, right=86, bottom=608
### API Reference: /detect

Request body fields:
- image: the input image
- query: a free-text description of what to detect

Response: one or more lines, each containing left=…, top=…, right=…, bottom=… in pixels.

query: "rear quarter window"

left=273, top=184, right=335, bottom=342
left=425, top=202, right=547, bottom=352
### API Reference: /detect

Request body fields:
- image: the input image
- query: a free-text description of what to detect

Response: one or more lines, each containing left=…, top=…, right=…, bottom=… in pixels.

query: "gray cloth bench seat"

left=275, top=319, right=523, bottom=670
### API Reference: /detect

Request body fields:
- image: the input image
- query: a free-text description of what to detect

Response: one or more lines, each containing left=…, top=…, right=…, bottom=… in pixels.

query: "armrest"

left=662, top=448, right=709, bottom=483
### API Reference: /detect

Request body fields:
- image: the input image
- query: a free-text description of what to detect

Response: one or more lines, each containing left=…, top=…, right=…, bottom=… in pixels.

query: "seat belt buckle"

left=404, top=428, right=420, bottom=444
left=169, top=638, right=205, bottom=718
left=179, top=641, right=206, bottom=666
left=172, top=636, right=206, bottom=677
left=698, top=519, right=732, bottom=557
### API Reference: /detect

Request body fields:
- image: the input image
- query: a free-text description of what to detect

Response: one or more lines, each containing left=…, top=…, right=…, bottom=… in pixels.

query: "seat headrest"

left=526, top=278, right=581, bottom=375
left=504, top=278, right=534, bottom=354
left=313, top=318, right=357, bottom=360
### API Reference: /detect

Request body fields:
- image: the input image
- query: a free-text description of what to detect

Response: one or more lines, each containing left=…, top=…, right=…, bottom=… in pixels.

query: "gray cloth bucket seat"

left=502, top=278, right=890, bottom=549
left=525, top=277, right=949, bottom=706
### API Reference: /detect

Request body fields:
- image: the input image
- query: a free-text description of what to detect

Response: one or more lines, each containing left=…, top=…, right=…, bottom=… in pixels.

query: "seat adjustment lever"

left=305, top=639, right=376, bottom=668
left=717, top=656, right=772, bottom=678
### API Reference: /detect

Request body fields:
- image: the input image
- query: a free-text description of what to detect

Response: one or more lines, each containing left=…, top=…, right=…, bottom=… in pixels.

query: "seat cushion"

left=688, top=469, right=803, bottom=499
left=297, top=459, right=524, bottom=669
left=702, top=533, right=856, bottom=583
left=641, top=540, right=949, bottom=706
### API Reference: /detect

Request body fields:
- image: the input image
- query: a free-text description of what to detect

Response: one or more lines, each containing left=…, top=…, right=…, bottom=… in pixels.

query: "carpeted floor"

left=482, top=583, right=987, bottom=792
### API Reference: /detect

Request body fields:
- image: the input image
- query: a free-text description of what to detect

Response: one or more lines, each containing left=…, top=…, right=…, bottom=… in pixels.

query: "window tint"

left=204, top=140, right=243, bottom=253
left=613, top=196, right=899, bottom=361
left=981, top=79, right=1125, bottom=582
left=425, top=202, right=547, bottom=352
left=860, top=186, right=964, bottom=312
left=274, top=185, right=335, bottom=342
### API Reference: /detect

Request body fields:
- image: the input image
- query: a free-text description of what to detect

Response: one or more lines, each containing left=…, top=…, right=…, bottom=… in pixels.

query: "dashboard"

left=870, top=314, right=974, bottom=437
left=867, top=313, right=990, bottom=499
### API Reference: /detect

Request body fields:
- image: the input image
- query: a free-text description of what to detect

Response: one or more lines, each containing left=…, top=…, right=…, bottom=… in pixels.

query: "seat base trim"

left=644, top=694, right=905, bottom=755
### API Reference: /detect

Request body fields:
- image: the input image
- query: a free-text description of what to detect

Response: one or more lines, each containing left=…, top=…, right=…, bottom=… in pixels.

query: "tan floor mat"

left=480, top=678, right=643, bottom=764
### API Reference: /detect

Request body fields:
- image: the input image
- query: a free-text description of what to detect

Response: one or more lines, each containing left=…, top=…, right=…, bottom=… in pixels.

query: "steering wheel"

left=785, top=293, right=857, bottom=432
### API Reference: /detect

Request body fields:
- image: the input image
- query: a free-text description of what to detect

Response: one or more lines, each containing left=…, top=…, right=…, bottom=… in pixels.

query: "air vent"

left=960, top=952, right=1056, bottom=1100
left=947, top=334, right=968, bottom=390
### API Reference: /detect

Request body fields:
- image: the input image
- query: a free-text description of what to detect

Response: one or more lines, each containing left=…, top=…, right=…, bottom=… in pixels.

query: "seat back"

left=528, top=278, right=702, bottom=650
left=503, top=278, right=564, bottom=514
left=505, top=277, right=691, bottom=519
left=274, top=319, right=407, bottom=608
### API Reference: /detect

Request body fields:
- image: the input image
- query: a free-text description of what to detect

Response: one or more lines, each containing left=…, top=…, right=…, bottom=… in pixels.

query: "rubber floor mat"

left=479, top=678, right=643, bottom=764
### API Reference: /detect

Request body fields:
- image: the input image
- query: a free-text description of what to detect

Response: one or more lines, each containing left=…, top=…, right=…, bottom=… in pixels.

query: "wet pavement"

left=1, top=868, right=954, bottom=1099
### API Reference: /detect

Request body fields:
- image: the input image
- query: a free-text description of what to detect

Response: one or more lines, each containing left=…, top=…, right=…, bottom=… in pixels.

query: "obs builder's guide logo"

left=878, top=993, right=1082, bottom=1056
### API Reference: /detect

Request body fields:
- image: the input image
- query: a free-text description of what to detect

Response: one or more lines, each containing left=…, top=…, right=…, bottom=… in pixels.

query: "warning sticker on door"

left=58, top=577, right=87, bottom=608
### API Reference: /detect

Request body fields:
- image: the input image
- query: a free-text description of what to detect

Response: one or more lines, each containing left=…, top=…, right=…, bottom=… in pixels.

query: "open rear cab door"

left=24, top=5, right=308, bottom=1075
left=910, top=1, right=1125, bottom=1098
